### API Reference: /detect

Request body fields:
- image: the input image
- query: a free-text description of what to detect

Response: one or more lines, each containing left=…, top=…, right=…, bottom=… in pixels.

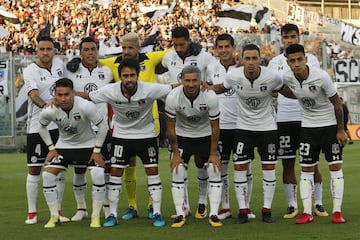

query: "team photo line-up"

left=24, top=24, right=348, bottom=229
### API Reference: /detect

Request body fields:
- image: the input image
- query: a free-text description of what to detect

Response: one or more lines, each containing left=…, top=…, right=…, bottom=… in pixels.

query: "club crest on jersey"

left=260, top=84, right=267, bottom=93
left=57, top=69, right=63, bottom=77
left=98, top=73, right=105, bottom=80
left=171, top=61, right=176, bottom=66
left=177, top=106, right=185, bottom=111
left=50, top=83, right=56, bottom=97
left=190, top=61, right=197, bottom=66
left=199, top=105, right=208, bottom=112
left=224, top=88, right=235, bottom=96
left=308, top=85, right=317, bottom=93
left=148, top=147, right=157, bottom=158
left=140, top=64, right=146, bottom=72
left=73, top=113, right=81, bottom=121
left=301, top=97, right=315, bottom=108
left=332, top=144, right=340, bottom=154
left=187, top=115, right=201, bottom=123
left=84, top=83, right=98, bottom=93
left=268, top=143, right=276, bottom=154
left=138, top=99, right=146, bottom=105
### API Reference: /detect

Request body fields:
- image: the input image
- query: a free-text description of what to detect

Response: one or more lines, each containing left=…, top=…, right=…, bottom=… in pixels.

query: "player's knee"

left=90, top=167, right=105, bottom=185
left=207, top=164, right=221, bottom=181
left=172, top=164, right=186, bottom=182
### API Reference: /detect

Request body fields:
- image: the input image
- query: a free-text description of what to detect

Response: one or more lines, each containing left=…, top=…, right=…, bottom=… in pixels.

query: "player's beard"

left=123, top=81, right=137, bottom=95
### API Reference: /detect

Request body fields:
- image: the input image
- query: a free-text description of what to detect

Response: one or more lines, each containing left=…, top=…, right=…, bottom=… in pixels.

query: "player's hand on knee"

left=89, top=152, right=105, bottom=168
left=207, top=154, right=222, bottom=172
left=170, top=155, right=184, bottom=173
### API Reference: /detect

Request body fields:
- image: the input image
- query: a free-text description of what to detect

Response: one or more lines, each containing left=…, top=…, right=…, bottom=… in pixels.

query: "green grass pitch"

left=0, top=143, right=359, bottom=240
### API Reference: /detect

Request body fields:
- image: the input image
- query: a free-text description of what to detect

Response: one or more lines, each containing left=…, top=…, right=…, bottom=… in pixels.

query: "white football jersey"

left=224, top=66, right=283, bottom=131
left=65, top=63, right=113, bottom=130
left=283, top=67, right=337, bottom=128
left=165, top=86, right=220, bottom=138
left=65, top=63, right=113, bottom=92
left=206, top=61, right=237, bottom=129
left=89, top=81, right=172, bottom=139
left=268, top=53, right=320, bottom=122
left=161, top=49, right=216, bottom=83
left=24, top=57, right=65, bottom=133
left=39, top=96, right=103, bottom=148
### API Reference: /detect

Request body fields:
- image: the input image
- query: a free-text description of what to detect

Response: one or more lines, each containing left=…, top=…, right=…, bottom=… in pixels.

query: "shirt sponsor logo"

left=126, top=111, right=140, bottom=120
left=300, top=97, right=315, bottom=108
left=84, top=83, right=98, bottom=93
left=246, top=97, right=260, bottom=109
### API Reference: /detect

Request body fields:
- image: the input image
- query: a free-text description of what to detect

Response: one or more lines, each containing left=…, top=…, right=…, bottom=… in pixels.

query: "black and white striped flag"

left=217, top=4, right=253, bottom=30
left=254, top=2, right=270, bottom=30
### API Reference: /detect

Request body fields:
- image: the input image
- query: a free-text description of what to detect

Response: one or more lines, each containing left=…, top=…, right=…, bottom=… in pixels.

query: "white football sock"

left=26, top=174, right=40, bottom=213
left=220, top=161, right=230, bottom=209
left=284, top=184, right=298, bottom=209
left=43, top=171, right=59, bottom=216
left=313, top=182, right=323, bottom=206
left=148, top=174, right=162, bottom=215
left=90, top=167, right=106, bottom=217
left=207, top=164, right=222, bottom=216
left=247, top=163, right=253, bottom=208
left=197, top=167, right=208, bottom=205
left=330, top=169, right=344, bottom=213
left=263, top=169, right=276, bottom=209
left=172, top=164, right=186, bottom=217
left=56, top=171, right=65, bottom=211
left=299, top=171, right=314, bottom=214
left=73, top=173, right=87, bottom=210
left=107, top=175, right=122, bottom=218
left=234, top=170, right=248, bottom=210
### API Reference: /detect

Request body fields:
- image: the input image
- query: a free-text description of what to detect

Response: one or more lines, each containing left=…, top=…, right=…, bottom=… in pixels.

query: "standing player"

left=100, top=33, right=167, bottom=220
left=39, top=78, right=109, bottom=228
left=65, top=37, right=113, bottom=221
left=268, top=23, right=327, bottom=218
left=211, top=44, right=283, bottom=224
left=206, top=33, right=255, bottom=219
left=161, top=26, right=217, bottom=219
left=24, top=36, right=69, bottom=224
left=283, top=44, right=346, bottom=224
left=87, top=59, right=178, bottom=227
left=166, top=65, right=222, bottom=228
left=67, top=33, right=167, bottom=220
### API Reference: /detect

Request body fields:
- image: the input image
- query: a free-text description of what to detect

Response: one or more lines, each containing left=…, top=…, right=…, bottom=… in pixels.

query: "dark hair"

left=55, top=78, right=74, bottom=89
left=215, top=33, right=235, bottom=47
left=37, top=36, right=54, bottom=45
left=118, top=58, right=140, bottom=76
left=79, top=36, right=98, bottom=50
left=171, top=26, right=190, bottom=40
left=242, top=44, right=260, bottom=57
left=281, top=23, right=300, bottom=36
left=285, top=44, right=305, bottom=56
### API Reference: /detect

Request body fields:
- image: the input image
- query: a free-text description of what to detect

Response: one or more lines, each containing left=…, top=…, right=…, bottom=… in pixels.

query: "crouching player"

left=39, top=78, right=109, bottom=228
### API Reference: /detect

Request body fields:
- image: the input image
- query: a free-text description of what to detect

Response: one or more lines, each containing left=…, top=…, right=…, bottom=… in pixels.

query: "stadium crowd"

left=0, top=0, right=285, bottom=56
